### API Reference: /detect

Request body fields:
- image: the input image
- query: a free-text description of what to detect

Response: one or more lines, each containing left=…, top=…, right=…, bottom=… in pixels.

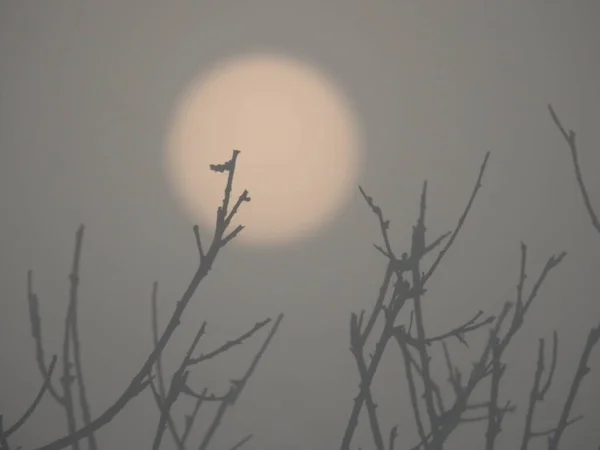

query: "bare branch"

left=409, top=182, right=439, bottom=434
left=350, top=343, right=386, bottom=450
left=0, top=416, right=11, bottom=450
left=395, top=310, right=494, bottom=349
left=197, top=313, right=284, bottom=450
left=186, top=318, right=271, bottom=366
left=341, top=276, right=410, bottom=450
left=193, top=226, right=204, bottom=262
left=181, top=390, right=207, bottom=445
left=548, top=104, right=600, bottom=234
left=485, top=334, right=506, bottom=450
left=4, top=356, right=58, bottom=439
left=33, top=150, right=251, bottom=450
left=26, top=271, right=63, bottom=404
left=396, top=335, right=428, bottom=448
left=68, top=225, right=97, bottom=450
left=59, top=226, right=84, bottom=450
left=423, top=152, right=490, bottom=284
left=358, top=186, right=396, bottom=262
left=520, top=334, right=559, bottom=450
left=226, top=434, right=253, bottom=450
left=548, top=325, right=600, bottom=450
left=388, top=425, right=398, bottom=450
left=148, top=378, right=185, bottom=450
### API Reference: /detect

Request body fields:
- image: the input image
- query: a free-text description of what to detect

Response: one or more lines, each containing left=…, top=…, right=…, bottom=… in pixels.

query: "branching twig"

left=485, top=334, right=506, bottom=450
left=423, top=152, right=490, bottom=285
left=410, top=182, right=439, bottom=435
left=396, top=335, right=428, bottom=448
left=343, top=154, right=490, bottom=450
left=33, top=150, right=252, bottom=450
left=197, top=313, right=284, bottom=450
left=520, top=332, right=558, bottom=450
left=395, top=310, right=494, bottom=349
left=68, top=225, right=97, bottom=450
left=26, top=272, right=63, bottom=404
left=150, top=281, right=186, bottom=450
left=226, top=434, right=253, bottom=450
left=186, top=319, right=271, bottom=366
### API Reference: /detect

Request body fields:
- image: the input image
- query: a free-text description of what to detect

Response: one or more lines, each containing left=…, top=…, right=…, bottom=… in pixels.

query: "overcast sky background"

left=1, top=1, right=599, bottom=449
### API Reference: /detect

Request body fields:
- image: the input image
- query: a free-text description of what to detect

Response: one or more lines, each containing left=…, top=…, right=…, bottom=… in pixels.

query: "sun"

left=164, top=53, right=364, bottom=247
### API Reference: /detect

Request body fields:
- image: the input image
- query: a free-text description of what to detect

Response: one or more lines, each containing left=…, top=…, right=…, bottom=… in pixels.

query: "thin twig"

left=68, top=225, right=97, bottom=450
left=60, top=228, right=81, bottom=450
left=197, top=313, right=284, bottom=450
left=149, top=281, right=185, bottom=450
left=396, top=335, right=428, bottom=448
left=186, top=318, right=272, bottom=366
left=423, top=152, right=490, bottom=284
left=4, top=356, right=58, bottom=438
left=548, top=325, right=600, bottom=450
left=548, top=104, right=600, bottom=234
left=520, top=333, right=558, bottom=450
left=181, top=391, right=207, bottom=445
left=0, top=416, right=11, bottom=450
left=226, top=434, right=253, bottom=450
left=26, top=271, right=63, bottom=404
left=34, top=150, right=251, bottom=450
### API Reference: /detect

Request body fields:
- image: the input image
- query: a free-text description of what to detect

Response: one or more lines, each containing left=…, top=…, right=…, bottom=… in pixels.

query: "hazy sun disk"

left=165, top=54, right=364, bottom=246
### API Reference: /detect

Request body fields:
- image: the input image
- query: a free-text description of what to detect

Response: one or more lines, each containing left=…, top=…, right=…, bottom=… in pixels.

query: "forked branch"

left=33, top=150, right=254, bottom=450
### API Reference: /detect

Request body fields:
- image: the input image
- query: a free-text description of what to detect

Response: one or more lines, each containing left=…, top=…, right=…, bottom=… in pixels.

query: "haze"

left=1, top=2, right=599, bottom=449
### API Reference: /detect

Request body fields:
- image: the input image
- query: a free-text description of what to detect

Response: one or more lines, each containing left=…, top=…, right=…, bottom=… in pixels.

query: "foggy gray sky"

left=1, top=1, right=599, bottom=449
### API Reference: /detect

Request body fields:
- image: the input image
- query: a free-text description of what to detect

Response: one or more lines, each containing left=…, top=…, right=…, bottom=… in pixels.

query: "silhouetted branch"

left=226, top=434, right=253, bottom=450
left=548, top=324, right=600, bottom=450
left=152, top=370, right=189, bottom=450
left=548, top=104, right=600, bottom=234
left=181, top=390, right=207, bottom=445
left=342, top=274, right=412, bottom=450
left=26, top=272, right=63, bottom=404
left=410, top=182, right=439, bottom=436
left=150, top=313, right=275, bottom=450
left=342, top=154, right=490, bottom=450
left=485, top=334, right=507, bottom=450
left=197, top=313, right=284, bottom=450
left=186, top=318, right=271, bottom=366
left=520, top=332, right=559, bottom=450
left=0, top=416, right=11, bottom=450
left=193, top=226, right=205, bottom=262
left=148, top=378, right=185, bottom=450
left=395, top=310, right=494, bottom=349
left=3, top=356, right=58, bottom=440
left=33, top=150, right=253, bottom=450
left=68, top=225, right=97, bottom=450
left=60, top=287, right=78, bottom=450
left=388, top=425, right=398, bottom=450
left=151, top=281, right=168, bottom=405
left=397, top=335, right=428, bottom=448
left=424, top=242, right=564, bottom=449
left=395, top=335, right=446, bottom=419
left=150, top=281, right=186, bottom=450
left=358, top=186, right=395, bottom=263
left=352, top=344, right=385, bottom=450
left=423, top=152, right=490, bottom=284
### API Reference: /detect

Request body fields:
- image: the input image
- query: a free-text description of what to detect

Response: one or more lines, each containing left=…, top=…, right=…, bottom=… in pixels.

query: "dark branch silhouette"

left=2, top=103, right=599, bottom=450
left=548, top=104, right=600, bottom=234
left=340, top=140, right=599, bottom=450
left=6, top=150, right=284, bottom=450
